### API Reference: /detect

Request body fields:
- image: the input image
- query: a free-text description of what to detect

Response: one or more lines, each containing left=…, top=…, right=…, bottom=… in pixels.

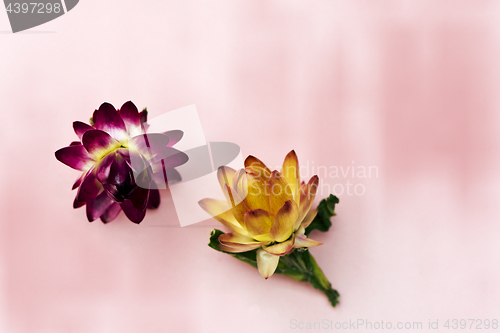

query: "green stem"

left=282, top=250, right=340, bottom=307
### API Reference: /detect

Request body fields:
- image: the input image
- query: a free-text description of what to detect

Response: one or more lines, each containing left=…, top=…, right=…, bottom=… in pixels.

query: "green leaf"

left=208, top=229, right=339, bottom=307
left=305, top=194, right=339, bottom=236
left=300, top=250, right=340, bottom=307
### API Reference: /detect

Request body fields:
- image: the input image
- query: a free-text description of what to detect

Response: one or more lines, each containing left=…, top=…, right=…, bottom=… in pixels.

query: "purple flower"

left=55, top=101, right=188, bottom=223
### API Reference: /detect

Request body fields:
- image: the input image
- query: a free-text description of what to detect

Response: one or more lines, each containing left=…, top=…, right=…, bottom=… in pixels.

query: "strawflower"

left=55, top=101, right=188, bottom=223
left=200, top=151, right=340, bottom=306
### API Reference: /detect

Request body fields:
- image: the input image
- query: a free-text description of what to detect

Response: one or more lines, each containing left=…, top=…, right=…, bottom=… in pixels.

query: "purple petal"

left=147, top=188, right=160, bottom=209
left=118, top=101, right=141, bottom=135
left=82, top=129, right=120, bottom=160
left=55, top=145, right=94, bottom=171
left=163, top=130, right=184, bottom=147
left=101, top=153, right=138, bottom=201
left=103, top=183, right=125, bottom=202
left=154, top=147, right=188, bottom=168
left=73, top=121, right=94, bottom=140
left=116, top=148, right=131, bottom=164
left=72, top=175, right=84, bottom=190
left=108, top=153, right=131, bottom=185
left=134, top=171, right=151, bottom=190
left=100, top=203, right=122, bottom=223
left=69, top=141, right=82, bottom=146
left=92, top=102, right=127, bottom=141
left=117, top=148, right=148, bottom=175
left=76, top=168, right=103, bottom=202
left=130, top=187, right=150, bottom=212
left=120, top=200, right=146, bottom=223
left=128, top=133, right=170, bottom=157
left=131, top=155, right=153, bottom=189
left=116, top=150, right=153, bottom=191
left=95, top=152, right=116, bottom=183
left=73, top=197, right=85, bottom=209
left=86, top=191, right=114, bottom=222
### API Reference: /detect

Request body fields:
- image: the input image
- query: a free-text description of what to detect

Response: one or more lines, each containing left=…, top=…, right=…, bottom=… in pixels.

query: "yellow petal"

left=253, top=232, right=273, bottom=242
left=232, top=168, right=246, bottom=187
left=244, top=209, right=274, bottom=236
left=218, top=242, right=263, bottom=253
left=218, top=243, right=242, bottom=252
left=219, top=232, right=265, bottom=249
left=198, top=198, right=245, bottom=233
left=225, top=184, right=250, bottom=225
left=294, top=208, right=317, bottom=231
left=294, top=235, right=323, bottom=248
left=256, top=249, right=280, bottom=279
left=298, top=175, right=319, bottom=223
left=263, top=237, right=295, bottom=256
left=281, top=150, right=300, bottom=202
left=244, top=155, right=272, bottom=182
left=270, top=200, right=298, bottom=242
left=268, top=170, right=295, bottom=214
left=239, top=173, right=270, bottom=211
left=217, top=166, right=236, bottom=202
left=217, top=166, right=236, bottom=187
left=235, top=172, right=249, bottom=201
left=232, top=168, right=247, bottom=198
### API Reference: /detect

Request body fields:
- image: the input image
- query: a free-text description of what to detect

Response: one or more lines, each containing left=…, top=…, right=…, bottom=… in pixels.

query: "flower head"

left=199, top=150, right=322, bottom=279
left=55, top=101, right=188, bottom=223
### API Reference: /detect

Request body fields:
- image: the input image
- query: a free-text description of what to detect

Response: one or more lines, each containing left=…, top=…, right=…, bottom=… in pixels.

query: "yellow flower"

left=199, top=150, right=323, bottom=279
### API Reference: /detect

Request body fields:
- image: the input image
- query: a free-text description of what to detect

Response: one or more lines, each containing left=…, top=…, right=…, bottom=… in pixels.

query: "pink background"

left=1, top=1, right=500, bottom=332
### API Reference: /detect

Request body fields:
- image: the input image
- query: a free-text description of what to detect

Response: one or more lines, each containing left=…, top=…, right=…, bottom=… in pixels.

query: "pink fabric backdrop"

left=1, top=1, right=500, bottom=332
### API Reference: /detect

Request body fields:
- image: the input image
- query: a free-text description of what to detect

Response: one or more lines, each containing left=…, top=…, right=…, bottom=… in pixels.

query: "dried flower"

left=56, top=101, right=188, bottom=223
left=200, top=151, right=323, bottom=278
